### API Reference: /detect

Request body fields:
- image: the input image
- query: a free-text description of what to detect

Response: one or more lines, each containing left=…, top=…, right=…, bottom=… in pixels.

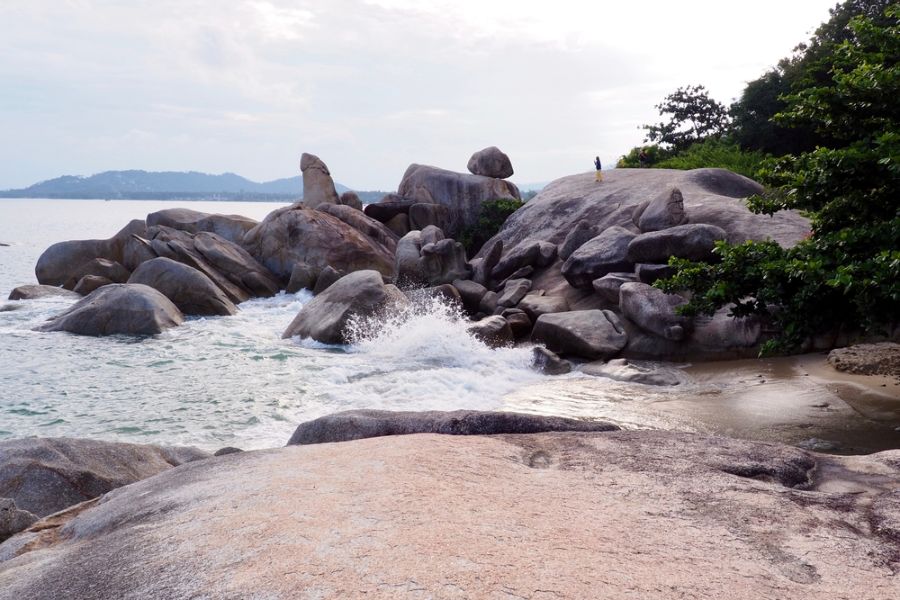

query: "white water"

left=0, top=200, right=549, bottom=451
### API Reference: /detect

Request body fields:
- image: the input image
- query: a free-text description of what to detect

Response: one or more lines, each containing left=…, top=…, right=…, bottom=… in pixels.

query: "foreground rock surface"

left=35, top=284, right=184, bottom=336
left=828, top=342, right=900, bottom=378
left=2, top=430, right=897, bottom=599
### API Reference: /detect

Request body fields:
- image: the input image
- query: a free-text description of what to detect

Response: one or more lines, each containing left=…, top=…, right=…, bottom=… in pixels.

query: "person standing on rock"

left=594, top=156, right=603, bottom=182
left=639, top=149, right=649, bottom=168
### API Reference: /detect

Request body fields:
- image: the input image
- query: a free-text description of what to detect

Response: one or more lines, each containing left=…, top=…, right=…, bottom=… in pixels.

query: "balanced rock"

left=282, top=270, right=398, bottom=344
left=562, top=226, right=637, bottom=289
left=36, top=284, right=184, bottom=336
left=466, top=315, right=514, bottom=348
left=242, top=204, right=395, bottom=281
left=128, top=257, right=237, bottom=316
left=300, top=153, right=341, bottom=209
left=532, top=309, right=628, bottom=360
left=627, top=223, right=726, bottom=264
left=466, top=146, right=514, bottom=179
left=288, top=409, right=618, bottom=445
left=619, top=282, right=690, bottom=341
left=7, top=285, right=79, bottom=301
left=146, top=208, right=258, bottom=245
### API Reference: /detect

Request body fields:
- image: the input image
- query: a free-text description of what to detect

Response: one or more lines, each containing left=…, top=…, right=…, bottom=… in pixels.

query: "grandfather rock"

left=627, top=223, right=726, bottom=263
left=300, top=153, right=340, bottom=209
left=466, top=146, right=514, bottom=179
left=36, top=284, right=184, bottom=336
left=532, top=309, right=628, bottom=360
left=562, top=226, right=637, bottom=289
left=128, top=257, right=237, bottom=316
left=619, top=282, right=690, bottom=341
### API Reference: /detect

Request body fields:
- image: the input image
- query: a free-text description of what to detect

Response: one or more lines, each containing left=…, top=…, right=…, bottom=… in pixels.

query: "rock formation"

left=299, top=152, right=341, bottom=209
left=466, top=146, right=514, bottom=179
left=128, top=257, right=237, bottom=316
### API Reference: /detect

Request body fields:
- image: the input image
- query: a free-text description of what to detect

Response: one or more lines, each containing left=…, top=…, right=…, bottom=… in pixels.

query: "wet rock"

left=63, top=258, right=130, bottom=291
left=452, top=279, right=487, bottom=313
left=8, top=285, right=80, bottom=301
left=627, top=223, right=726, bottom=264
left=0, top=499, right=37, bottom=542
left=36, top=284, right=184, bottom=336
left=497, top=278, right=532, bottom=308
left=408, top=284, right=463, bottom=307
left=72, top=275, right=113, bottom=296
left=637, top=187, right=688, bottom=232
left=467, top=315, right=514, bottom=348
left=619, top=282, right=690, bottom=341
left=531, top=346, right=572, bottom=375
left=582, top=358, right=690, bottom=386
left=561, top=226, right=637, bottom=289
left=339, top=191, right=363, bottom=211
left=286, top=263, right=318, bottom=293
left=466, top=146, right=514, bottom=179
left=558, top=221, right=598, bottom=261
left=502, top=308, right=532, bottom=339
left=312, top=266, right=343, bottom=296
left=398, top=164, right=521, bottom=237
left=592, top=272, right=638, bottom=304
left=191, top=232, right=281, bottom=299
left=636, top=263, right=676, bottom=284
left=300, top=152, right=341, bottom=209
left=517, top=294, right=570, bottom=321
left=316, top=204, right=399, bottom=254
left=0, top=437, right=209, bottom=518
left=532, top=309, right=628, bottom=360
left=242, top=204, right=395, bottom=281
left=288, top=409, right=618, bottom=445
left=145, top=208, right=258, bottom=245
left=128, top=257, right=237, bottom=317
left=282, top=270, right=395, bottom=344
left=408, top=203, right=451, bottom=232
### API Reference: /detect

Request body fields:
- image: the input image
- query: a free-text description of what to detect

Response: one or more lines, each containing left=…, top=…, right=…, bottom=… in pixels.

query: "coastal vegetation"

left=620, top=0, right=899, bottom=353
left=458, top=198, right=525, bottom=255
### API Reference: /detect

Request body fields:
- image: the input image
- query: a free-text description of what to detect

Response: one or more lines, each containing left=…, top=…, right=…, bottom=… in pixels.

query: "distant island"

left=0, top=170, right=389, bottom=203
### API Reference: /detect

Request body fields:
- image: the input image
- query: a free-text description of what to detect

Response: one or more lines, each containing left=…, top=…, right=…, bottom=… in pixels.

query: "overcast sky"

left=1, top=0, right=838, bottom=191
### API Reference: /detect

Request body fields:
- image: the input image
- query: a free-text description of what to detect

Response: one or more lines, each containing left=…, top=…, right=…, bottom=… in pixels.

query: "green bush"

left=616, top=144, right=672, bottom=168
left=654, top=139, right=769, bottom=179
left=459, top=198, right=525, bottom=255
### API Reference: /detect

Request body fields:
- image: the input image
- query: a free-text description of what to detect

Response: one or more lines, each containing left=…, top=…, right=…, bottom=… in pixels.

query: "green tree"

left=643, top=85, right=730, bottom=151
left=658, top=5, right=900, bottom=353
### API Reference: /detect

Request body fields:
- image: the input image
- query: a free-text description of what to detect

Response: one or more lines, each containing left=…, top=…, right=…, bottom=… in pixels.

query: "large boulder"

left=592, top=272, right=638, bottom=304
left=128, top=257, right=237, bottom=316
left=36, top=284, right=184, bottom=336
left=627, top=223, right=727, bottom=263
left=561, top=226, right=637, bottom=288
left=635, top=187, right=689, bottom=232
left=7, top=285, right=79, bottom=301
left=282, top=270, right=402, bottom=344
left=145, top=208, right=258, bottom=245
left=316, top=204, right=399, bottom=254
left=408, top=203, right=452, bottom=232
left=496, top=278, right=532, bottom=308
left=395, top=231, right=425, bottom=286
left=300, top=153, right=341, bottom=209
left=466, top=316, right=514, bottom=348
left=558, top=221, right=599, bottom=260
left=62, top=258, right=130, bottom=290
left=466, top=146, right=514, bottom=179
left=192, top=232, right=281, bottom=298
left=397, top=164, right=521, bottom=237
left=3, top=430, right=893, bottom=599
left=242, top=204, right=395, bottom=281
left=420, top=239, right=471, bottom=286
left=532, top=309, right=628, bottom=360
left=288, top=409, right=618, bottom=445
left=0, top=437, right=209, bottom=519
left=35, top=219, right=147, bottom=287
left=619, top=282, right=691, bottom=341
left=451, top=279, right=487, bottom=313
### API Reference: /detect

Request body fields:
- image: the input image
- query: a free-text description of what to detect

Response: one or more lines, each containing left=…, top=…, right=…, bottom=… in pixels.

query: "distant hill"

left=0, top=170, right=390, bottom=202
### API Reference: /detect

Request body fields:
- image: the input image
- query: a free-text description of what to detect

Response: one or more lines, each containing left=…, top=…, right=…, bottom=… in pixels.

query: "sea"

left=0, top=199, right=550, bottom=451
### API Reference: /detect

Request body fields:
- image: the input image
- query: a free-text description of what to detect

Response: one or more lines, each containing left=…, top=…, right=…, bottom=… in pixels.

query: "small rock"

left=531, top=347, right=572, bottom=375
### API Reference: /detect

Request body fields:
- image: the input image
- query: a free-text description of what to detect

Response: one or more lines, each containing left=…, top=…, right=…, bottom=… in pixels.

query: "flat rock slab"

left=829, top=342, right=900, bottom=378
left=288, top=409, right=617, bottom=445
left=1, top=431, right=898, bottom=599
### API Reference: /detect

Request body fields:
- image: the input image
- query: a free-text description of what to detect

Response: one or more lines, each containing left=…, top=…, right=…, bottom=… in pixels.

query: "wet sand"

left=502, top=352, right=900, bottom=454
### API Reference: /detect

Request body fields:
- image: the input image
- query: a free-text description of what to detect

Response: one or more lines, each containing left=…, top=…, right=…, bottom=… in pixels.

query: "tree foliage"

left=642, top=85, right=730, bottom=151
left=458, top=198, right=525, bottom=256
left=658, top=4, right=900, bottom=354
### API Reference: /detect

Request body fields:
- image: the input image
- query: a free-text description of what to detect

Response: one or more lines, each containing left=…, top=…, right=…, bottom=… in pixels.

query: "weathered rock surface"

left=288, top=409, right=618, bottom=445
left=300, top=152, right=341, bottom=209
left=316, top=203, right=399, bottom=254
left=517, top=294, right=570, bottom=321
left=408, top=203, right=451, bottom=232
left=398, top=164, right=521, bottom=237
left=502, top=309, right=532, bottom=339
left=128, top=257, right=237, bottom=316
left=72, top=274, right=113, bottom=296
left=637, top=187, right=688, bottom=232
left=338, top=191, right=363, bottom=211
left=2, top=430, right=897, bottom=600
left=384, top=213, right=409, bottom=237
left=362, top=194, right=416, bottom=223
left=62, top=258, right=130, bottom=291
left=36, top=284, right=184, bottom=336
left=558, top=221, right=598, bottom=260
left=531, top=346, right=572, bottom=375
left=619, top=282, right=691, bottom=341
left=592, top=272, right=638, bottom=304
left=0, top=437, right=209, bottom=519
left=466, top=146, right=514, bottom=179
left=636, top=262, right=676, bottom=284
left=496, top=278, right=531, bottom=308
left=491, top=241, right=541, bottom=282
left=420, top=239, right=470, bottom=285
left=627, top=223, right=727, bottom=263
left=451, top=279, right=487, bottom=313
left=562, top=226, right=637, bottom=288
left=282, top=270, right=397, bottom=344
left=532, top=309, right=628, bottom=359
left=472, top=238, right=502, bottom=287
left=828, top=342, right=900, bottom=377
left=466, top=316, right=514, bottom=348
left=286, top=263, right=317, bottom=293
left=7, top=285, right=79, bottom=301
left=242, top=204, right=395, bottom=281
left=0, top=499, right=37, bottom=542
left=311, top=266, right=343, bottom=296
left=145, top=208, right=258, bottom=245
left=582, top=358, right=691, bottom=386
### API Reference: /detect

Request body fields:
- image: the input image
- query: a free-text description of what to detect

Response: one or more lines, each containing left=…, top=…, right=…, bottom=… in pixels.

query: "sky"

left=0, top=0, right=839, bottom=191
